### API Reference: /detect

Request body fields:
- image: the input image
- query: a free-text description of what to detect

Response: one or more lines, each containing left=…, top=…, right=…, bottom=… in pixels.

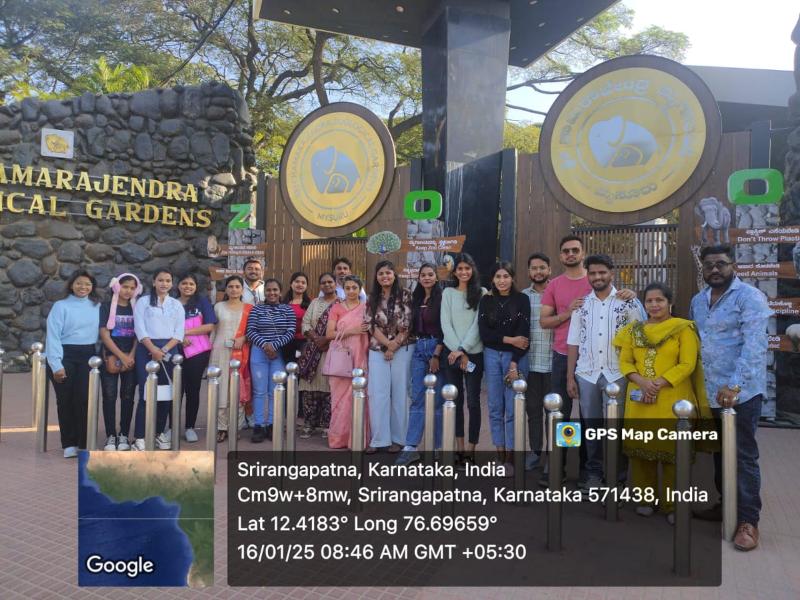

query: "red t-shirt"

left=541, top=274, right=591, bottom=355
left=288, top=302, right=306, bottom=340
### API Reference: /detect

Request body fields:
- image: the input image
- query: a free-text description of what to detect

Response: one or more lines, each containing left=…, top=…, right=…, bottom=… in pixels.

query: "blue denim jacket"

left=689, top=277, right=772, bottom=408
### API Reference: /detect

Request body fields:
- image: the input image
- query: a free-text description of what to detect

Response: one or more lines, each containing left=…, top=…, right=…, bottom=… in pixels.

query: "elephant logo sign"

left=694, top=196, right=731, bottom=245
left=588, top=116, right=657, bottom=168
left=310, top=146, right=360, bottom=194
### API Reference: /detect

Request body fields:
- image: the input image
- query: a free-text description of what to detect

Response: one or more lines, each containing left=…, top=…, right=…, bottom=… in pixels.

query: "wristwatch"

left=727, top=384, right=742, bottom=393
left=457, top=346, right=465, bottom=353
left=379, top=344, right=388, bottom=352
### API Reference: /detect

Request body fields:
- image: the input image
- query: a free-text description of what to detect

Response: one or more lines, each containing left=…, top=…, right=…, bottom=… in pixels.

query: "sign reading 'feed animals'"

left=280, top=102, right=395, bottom=237
left=540, top=55, right=722, bottom=225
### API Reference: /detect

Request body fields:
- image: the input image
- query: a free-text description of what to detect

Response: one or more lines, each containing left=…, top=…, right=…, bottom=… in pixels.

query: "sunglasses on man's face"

left=561, top=247, right=581, bottom=255
left=702, top=261, right=733, bottom=271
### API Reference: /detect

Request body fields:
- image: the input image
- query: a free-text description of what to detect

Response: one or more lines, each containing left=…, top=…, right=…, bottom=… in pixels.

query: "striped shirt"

left=522, top=285, right=553, bottom=374
left=246, top=302, right=296, bottom=350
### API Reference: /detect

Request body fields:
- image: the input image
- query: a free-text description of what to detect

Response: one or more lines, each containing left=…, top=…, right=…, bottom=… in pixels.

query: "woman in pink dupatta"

left=325, top=276, right=369, bottom=449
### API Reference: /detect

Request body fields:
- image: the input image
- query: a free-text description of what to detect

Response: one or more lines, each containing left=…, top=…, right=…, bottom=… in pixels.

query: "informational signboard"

left=400, top=235, right=465, bottom=253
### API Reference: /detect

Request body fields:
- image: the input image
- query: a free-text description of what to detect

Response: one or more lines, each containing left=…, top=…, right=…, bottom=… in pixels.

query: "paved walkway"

left=1, top=371, right=798, bottom=599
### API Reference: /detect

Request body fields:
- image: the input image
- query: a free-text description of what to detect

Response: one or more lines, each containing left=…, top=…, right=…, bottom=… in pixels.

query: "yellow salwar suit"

left=613, top=318, right=712, bottom=513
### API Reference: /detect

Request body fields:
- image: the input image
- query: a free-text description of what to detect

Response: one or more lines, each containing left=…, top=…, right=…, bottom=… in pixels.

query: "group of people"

left=520, top=236, right=769, bottom=553
left=45, top=237, right=769, bottom=552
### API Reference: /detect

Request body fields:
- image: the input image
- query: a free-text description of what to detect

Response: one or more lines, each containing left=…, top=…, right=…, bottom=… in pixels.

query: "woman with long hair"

left=297, top=272, right=338, bottom=439
left=210, top=275, right=252, bottom=443
left=396, top=263, right=444, bottom=465
left=439, top=253, right=486, bottom=466
left=281, top=272, right=311, bottom=364
left=613, top=283, right=713, bottom=523
left=478, top=261, right=530, bottom=476
left=175, top=273, right=217, bottom=443
left=132, top=269, right=184, bottom=450
left=326, top=275, right=369, bottom=448
left=99, top=273, right=142, bottom=451
left=364, top=260, right=413, bottom=453
left=46, top=270, right=102, bottom=458
left=246, top=278, right=296, bottom=442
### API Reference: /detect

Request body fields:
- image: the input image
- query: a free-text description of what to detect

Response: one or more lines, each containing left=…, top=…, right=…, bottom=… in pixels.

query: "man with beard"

left=241, top=258, right=265, bottom=305
left=540, top=236, right=636, bottom=487
left=690, top=244, right=771, bottom=552
left=566, top=255, right=644, bottom=491
left=522, top=253, right=553, bottom=471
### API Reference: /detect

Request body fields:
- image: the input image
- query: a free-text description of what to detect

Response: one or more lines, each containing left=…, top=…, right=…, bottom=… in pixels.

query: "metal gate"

left=572, top=223, right=679, bottom=296
left=300, top=238, right=368, bottom=288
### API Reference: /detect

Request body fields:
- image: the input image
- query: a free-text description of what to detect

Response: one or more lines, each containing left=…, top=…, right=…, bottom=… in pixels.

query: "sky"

left=506, top=0, right=798, bottom=122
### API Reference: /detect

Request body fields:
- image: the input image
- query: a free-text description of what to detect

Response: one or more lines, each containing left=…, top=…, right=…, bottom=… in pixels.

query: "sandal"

left=216, top=430, right=228, bottom=443
left=299, top=426, right=313, bottom=439
left=365, top=446, right=377, bottom=454
left=388, top=443, right=402, bottom=454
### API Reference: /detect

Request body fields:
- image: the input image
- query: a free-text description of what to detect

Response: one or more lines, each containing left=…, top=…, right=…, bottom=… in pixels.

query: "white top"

left=242, top=281, right=265, bottom=305
left=566, top=287, right=645, bottom=384
left=133, top=295, right=185, bottom=342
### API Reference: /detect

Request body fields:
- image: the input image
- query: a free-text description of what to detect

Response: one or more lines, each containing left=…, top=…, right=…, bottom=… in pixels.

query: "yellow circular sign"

left=281, top=105, right=394, bottom=234
left=550, top=67, right=708, bottom=213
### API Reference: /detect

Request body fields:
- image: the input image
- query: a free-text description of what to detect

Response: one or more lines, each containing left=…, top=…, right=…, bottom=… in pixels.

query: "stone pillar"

left=421, top=0, right=511, bottom=277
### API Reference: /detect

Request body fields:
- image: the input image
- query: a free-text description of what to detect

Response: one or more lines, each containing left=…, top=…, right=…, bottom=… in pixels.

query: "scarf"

left=298, top=300, right=336, bottom=381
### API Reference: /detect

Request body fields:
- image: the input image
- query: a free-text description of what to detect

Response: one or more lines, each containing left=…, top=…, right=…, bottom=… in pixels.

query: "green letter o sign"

left=404, top=190, right=443, bottom=220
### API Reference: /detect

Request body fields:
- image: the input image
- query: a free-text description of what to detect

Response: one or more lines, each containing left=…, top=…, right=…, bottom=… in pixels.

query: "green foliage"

left=504, top=122, right=542, bottom=154
left=70, top=57, right=152, bottom=94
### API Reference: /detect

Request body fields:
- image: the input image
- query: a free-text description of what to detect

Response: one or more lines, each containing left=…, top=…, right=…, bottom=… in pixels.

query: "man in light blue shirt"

left=690, top=244, right=772, bottom=552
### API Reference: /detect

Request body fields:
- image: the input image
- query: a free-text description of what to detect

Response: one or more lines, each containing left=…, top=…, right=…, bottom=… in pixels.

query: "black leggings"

left=440, top=347, right=484, bottom=444
left=101, top=366, right=136, bottom=438
left=48, top=344, right=95, bottom=449
left=181, top=351, right=210, bottom=429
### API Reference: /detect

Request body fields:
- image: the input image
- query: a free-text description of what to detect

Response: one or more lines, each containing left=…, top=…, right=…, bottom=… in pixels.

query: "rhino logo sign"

left=588, top=116, right=657, bottom=168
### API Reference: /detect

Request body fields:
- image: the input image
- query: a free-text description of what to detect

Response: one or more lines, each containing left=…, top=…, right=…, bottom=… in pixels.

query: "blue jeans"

left=405, top=338, right=444, bottom=448
left=712, top=394, right=762, bottom=525
left=250, top=345, right=285, bottom=427
left=484, top=347, right=529, bottom=449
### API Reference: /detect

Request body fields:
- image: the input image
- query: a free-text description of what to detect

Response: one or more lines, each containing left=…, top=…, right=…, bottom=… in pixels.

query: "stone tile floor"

left=0, top=372, right=798, bottom=599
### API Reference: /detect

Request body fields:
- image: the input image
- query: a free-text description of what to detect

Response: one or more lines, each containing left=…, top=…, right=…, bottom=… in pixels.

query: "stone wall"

left=0, top=83, right=255, bottom=369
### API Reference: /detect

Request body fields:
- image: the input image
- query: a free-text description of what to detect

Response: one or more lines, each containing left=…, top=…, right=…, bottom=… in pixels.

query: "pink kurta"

left=327, top=302, right=369, bottom=449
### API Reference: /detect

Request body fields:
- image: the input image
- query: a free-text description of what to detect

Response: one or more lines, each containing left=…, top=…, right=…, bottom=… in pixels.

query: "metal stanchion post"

left=86, top=356, right=102, bottom=450
left=34, top=352, right=48, bottom=452
left=544, top=393, right=564, bottom=551
left=350, top=376, right=367, bottom=454
left=285, top=362, right=298, bottom=457
left=351, top=368, right=364, bottom=379
left=171, top=354, right=183, bottom=451
left=721, top=401, right=738, bottom=542
left=228, top=359, right=241, bottom=454
left=604, top=382, right=621, bottom=521
left=673, top=399, right=694, bottom=576
left=31, top=342, right=44, bottom=428
left=144, top=361, right=160, bottom=451
left=0, top=347, right=5, bottom=442
left=206, top=366, right=221, bottom=454
left=423, top=374, right=437, bottom=464
left=441, top=385, right=458, bottom=516
left=272, top=371, right=287, bottom=455
left=513, top=379, right=528, bottom=493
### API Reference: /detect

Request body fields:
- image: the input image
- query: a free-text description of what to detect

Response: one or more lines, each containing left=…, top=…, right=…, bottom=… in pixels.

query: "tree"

left=0, top=1, right=688, bottom=169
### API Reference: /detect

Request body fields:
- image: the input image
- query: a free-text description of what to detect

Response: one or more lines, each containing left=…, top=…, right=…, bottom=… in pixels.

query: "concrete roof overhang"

left=254, top=0, right=619, bottom=68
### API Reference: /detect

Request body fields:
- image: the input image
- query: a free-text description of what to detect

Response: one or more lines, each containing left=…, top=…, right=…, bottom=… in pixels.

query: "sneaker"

left=163, top=427, right=171, bottom=440
left=156, top=432, right=171, bottom=450
left=733, top=522, right=759, bottom=551
left=576, top=472, right=590, bottom=490
left=692, top=502, right=722, bottom=522
left=252, top=426, right=266, bottom=443
left=265, top=425, right=273, bottom=441
left=581, top=475, right=604, bottom=496
left=299, top=426, right=313, bottom=439
left=395, top=450, right=421, bottom=466
left=103, top=435, right=117, bottom=451
left=635, top=505, right=655, bottom=517
left=184, top=428, right=198, bottom=443
left=117, top=435, right=130, bottom=451
left=132, top=438, right=146, bottom=451
left=538, top=469, right=567, bottom=488
left=63, top=446, right=78, bottom=458
left=524, top=452, right=540, bottom=471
